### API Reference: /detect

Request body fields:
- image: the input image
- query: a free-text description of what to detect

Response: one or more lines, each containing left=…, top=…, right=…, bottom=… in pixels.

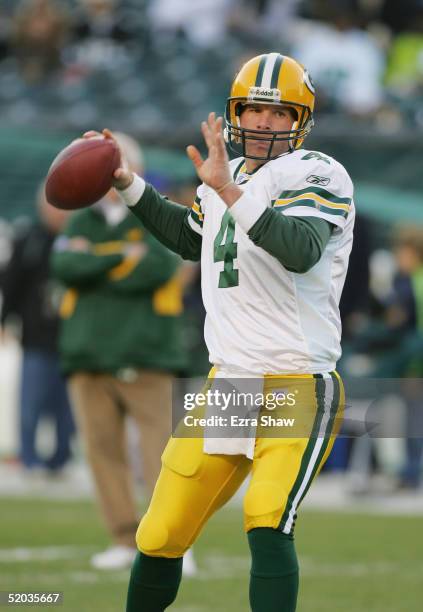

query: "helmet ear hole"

left=288, top=107, right=299, bottom=122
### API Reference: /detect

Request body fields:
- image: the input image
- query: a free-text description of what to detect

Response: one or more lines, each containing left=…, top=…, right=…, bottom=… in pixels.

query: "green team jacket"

left=50, top=205, right=186, bottom=375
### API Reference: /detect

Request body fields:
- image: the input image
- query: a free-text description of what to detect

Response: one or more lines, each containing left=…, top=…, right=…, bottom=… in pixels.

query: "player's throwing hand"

left=83, top=128, right=134, bottom=191
left=187, top=113, right=233, bottom=194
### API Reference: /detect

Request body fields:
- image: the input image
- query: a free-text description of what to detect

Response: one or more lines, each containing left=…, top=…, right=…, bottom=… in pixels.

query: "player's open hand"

left=187, top=113, right=233, bottom=194
left=83, top=129, right=134, bottom=191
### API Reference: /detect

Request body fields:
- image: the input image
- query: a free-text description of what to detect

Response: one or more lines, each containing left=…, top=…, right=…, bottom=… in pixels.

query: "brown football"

left=45, top=137, right=121, bottom=210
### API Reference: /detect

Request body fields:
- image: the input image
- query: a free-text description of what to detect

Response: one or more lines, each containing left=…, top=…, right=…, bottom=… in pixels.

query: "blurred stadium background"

left=0, top=0, right=423, bottom=610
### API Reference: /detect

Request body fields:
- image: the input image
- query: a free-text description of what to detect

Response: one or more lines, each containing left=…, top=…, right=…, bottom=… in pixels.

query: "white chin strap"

left=223, top=126, right=229, bottom=143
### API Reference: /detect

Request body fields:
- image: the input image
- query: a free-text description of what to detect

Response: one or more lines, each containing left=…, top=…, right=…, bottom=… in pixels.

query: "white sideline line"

left=1, top=548, right=422, bottom=585
left=0, top=545, right=95, bottom=562
left=301, top=557, right=423, bottom=578
left=1, top=558, right=422, bottom=585
left=0, top=570, right=129, bottom=586
left=200, top=553, right=423, bottom=581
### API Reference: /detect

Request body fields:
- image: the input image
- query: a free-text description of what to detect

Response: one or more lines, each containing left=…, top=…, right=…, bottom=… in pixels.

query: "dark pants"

left=20, top=349, right=74, bottom=470
left=401, top=399, right=423, bottom=488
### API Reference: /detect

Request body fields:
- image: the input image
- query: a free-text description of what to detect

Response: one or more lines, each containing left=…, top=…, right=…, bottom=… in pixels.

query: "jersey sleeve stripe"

left=187, top=213, right=203, bottom=235
left=192, top=203, right=204, bottom=220
left=191, top=194, right=204, bottom=227
left=274, top=200, right=348, bottom=218
left=190, top=208, right=204, bottom=227
left=278, top=187, right=352, bottom=206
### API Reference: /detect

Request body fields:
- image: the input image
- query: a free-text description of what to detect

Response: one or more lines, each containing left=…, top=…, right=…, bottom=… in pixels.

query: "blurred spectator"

left=69, top=0, right=136, bottom=70
left=0, top=6, right=12, bottom=62
left=292, top=0, right=385, bottom=115
left=227, top=0, right=300, bottom=49
left=340, top=214, right=371, bottom=339
left=11, top=0, right=70, bottom=84
left=384, top=3, right=423, bottom=98
left=390, top=227, right=423, bottom=489
left=380, top=0, right=423, bottom=35
left=148, top=0, right=233, bottom=49
left=74, top=0, right=132, bottom=43
left=50, top=134, right=192, bottom=572
left=345, top=226, right=423, bottom=492
left=0, top=186, right=74, bottom=475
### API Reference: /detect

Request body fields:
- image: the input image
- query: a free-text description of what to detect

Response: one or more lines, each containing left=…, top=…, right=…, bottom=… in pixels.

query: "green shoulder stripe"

left=278, top=187, right=351, bottom=206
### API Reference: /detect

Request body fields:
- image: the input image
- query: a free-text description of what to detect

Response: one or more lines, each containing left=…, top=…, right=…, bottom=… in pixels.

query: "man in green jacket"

left=51, top=134, right=188, bottom=571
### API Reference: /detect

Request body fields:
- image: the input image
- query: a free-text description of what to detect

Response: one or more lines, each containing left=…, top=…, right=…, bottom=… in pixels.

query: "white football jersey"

left=188, top=149, right=355, bottom=375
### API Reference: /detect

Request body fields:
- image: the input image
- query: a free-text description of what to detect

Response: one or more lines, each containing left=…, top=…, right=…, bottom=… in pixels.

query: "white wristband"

left=229, top=192, right=267, bottom=233
left=118, top=174, right=146, bottom=207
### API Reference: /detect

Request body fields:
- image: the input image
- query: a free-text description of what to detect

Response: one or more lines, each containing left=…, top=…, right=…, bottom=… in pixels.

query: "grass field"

left=0, top=497, right=421, bottom=612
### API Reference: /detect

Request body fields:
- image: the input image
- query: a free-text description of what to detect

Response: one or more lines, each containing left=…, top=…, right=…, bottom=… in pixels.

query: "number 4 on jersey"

left=302, top=151, right=330, bottom=164
left=214, top=210, right=239, bottom=288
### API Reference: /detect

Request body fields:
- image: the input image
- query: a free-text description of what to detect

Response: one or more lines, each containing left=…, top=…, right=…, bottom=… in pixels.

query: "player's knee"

left=248, top=527, right=298, bottom=578
left=136, top=512, right=187, bottom=557
left=244, top=482, right=287, bottom=522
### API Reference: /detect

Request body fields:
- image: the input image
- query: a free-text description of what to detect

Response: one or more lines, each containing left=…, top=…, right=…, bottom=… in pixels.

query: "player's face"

left=239, top=103, right=296, bottom=170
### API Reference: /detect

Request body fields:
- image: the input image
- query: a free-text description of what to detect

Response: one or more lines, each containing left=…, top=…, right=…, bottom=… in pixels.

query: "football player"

left=86, top=52, right=354, bottom=612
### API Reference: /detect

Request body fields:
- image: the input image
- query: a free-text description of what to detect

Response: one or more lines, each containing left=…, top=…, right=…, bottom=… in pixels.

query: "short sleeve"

left=272, top=154, right=354, bottom=230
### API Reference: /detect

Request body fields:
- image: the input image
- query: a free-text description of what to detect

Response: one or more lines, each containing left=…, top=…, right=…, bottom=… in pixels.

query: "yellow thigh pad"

left=161, top=436, right=205, bottom=478
left=136, top=434, right=250, bottom=557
